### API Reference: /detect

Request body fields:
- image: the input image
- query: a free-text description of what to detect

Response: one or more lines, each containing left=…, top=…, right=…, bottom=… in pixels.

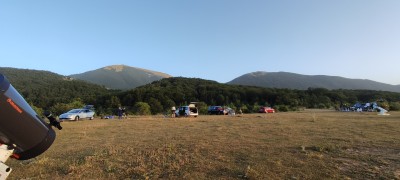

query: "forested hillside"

left=0, top=68, right=111, bottom=112
left=228, top=71, right=400, bottom=92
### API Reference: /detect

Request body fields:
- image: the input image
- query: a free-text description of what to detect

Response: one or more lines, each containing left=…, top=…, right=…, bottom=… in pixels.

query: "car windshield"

left=209, top=106, right=221, bottom=110
left=68, top=109, right=81, bottom=113
left=180, top=107, right=188, bottom=110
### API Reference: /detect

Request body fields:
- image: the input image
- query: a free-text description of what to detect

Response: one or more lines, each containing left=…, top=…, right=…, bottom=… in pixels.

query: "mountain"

left=0, top=67, right=110, bottom=108
left=69, top=65, right=172, bottom=90
left=228, top=71, right=400, bottom=92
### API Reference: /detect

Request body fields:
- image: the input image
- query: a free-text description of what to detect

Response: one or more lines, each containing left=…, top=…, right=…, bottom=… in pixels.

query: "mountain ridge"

left=2, top=66, right=399, bottom=92
left=228, top=71, right=400, bottom=92
left=69, top=65, right=172, bottom=90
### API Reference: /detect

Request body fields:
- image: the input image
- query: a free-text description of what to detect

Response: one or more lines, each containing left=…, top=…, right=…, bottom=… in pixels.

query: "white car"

left=175, top=103, right=198, bottom=117
left=59, top=109, right=95, bottom=121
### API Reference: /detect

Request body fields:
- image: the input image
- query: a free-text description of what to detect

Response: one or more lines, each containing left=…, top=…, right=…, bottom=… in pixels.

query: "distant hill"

left=0, top=67, right=109, bottom=108
left=228, top=71, right=400, bottom=92
left=70, top=65, right=172, bottom=90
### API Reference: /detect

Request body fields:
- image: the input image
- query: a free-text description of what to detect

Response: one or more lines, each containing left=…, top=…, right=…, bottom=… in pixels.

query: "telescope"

left=0, top=74, right=61, bottom=179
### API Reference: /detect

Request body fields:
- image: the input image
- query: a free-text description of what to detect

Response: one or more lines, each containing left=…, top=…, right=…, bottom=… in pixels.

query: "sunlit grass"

left=8, top=111, right=400, bottom=179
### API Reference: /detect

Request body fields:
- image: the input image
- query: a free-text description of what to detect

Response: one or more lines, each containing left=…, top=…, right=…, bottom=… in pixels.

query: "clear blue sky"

left=1, top=1, right=399, bottom=85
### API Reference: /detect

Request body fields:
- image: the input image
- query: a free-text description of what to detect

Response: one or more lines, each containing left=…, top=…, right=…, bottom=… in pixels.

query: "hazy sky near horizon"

left=1, top=1, right=399, bottom=85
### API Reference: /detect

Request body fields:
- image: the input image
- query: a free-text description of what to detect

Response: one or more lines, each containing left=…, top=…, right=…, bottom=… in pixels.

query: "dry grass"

left=7, top=111, right=400, bottom=179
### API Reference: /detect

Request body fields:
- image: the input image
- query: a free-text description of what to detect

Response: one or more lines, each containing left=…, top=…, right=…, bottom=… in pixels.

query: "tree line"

left=94, top=77, right=400, bottom=116
left=3, top=69, right=399, bottom=116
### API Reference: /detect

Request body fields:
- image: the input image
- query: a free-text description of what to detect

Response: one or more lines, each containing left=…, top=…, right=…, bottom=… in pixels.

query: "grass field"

left=7, top=110, right=400, bottom=179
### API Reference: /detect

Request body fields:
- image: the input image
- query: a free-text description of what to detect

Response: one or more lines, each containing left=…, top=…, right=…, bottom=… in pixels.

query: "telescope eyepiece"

left=44, top=111, right=52, bottom=118
left=43, top=111, right=62, bottom=130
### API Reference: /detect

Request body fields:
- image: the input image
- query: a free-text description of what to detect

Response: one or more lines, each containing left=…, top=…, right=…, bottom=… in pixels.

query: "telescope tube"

left=0, top=74, right=56, bottom=160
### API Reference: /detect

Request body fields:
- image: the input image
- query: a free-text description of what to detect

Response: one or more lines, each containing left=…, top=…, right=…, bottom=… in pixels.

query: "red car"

left=258, top=107, right=275, bottom=113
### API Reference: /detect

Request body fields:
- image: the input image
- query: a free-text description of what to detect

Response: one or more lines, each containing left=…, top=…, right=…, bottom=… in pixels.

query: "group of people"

left=117, top=107, right=126, bottom=119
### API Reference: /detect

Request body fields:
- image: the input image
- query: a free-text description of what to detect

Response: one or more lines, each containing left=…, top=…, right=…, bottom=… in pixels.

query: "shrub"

left=195, top=102, right=208, bottom=115
left=252, top=103, right=261, bottom=113
left=317, top=103, right=326, bottom=109
left=389, top=102, right=400, bottom=111
left=277, top=105, right=289, bottom=112
left=50, top=99, right=85, bottom=116
left=134, top=102, right=151, bottom=115
left=240, top=104, right=250, bottom=113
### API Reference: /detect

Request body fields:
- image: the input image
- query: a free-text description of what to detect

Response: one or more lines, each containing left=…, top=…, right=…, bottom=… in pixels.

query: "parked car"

left=258, top=107, right=275, bottom=113
left=208, top=106, right=225, bottom=115
left=175, top=103, right=198, bottom=117
left=224, top=107, right=236, bottom=116
left=59, top=108, right=95, bottom=121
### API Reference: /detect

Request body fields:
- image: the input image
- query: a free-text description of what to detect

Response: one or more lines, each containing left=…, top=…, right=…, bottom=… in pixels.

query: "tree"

left=69, top=98, right=85, bottom=109
left=108, top=96, right=121, bottom=109
left=252, top=103, right=261, bottom=113
left=240, top=104, right=250, bottom=113
left=134, top=102, right=151, bottom=115
left=30, top=103, right=44, bottom=117
left=163, top=99, right=176, bottom=112
left=148, top=98, right=163, bottom=114
left=389, top=102, right=400, bottom=111
left=195, top=102, right=208, bottom=114
left=49, top=98, right=85, bottom=116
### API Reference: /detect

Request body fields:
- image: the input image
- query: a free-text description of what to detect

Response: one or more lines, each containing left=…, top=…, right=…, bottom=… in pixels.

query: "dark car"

left=208, top=106, right=225, bottom=115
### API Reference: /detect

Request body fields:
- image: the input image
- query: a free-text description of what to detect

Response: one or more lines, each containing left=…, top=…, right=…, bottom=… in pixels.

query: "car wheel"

left=89, top=117, right=94, bottom=120
left=75, top=116, right=79, bottom=121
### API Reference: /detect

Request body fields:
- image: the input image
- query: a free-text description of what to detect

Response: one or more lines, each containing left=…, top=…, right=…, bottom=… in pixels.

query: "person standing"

left=117, top=107, right=123, bottom=119
left=122, top=107, right=127, bottom=119
left=171, top=106, right=176, bottom=118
